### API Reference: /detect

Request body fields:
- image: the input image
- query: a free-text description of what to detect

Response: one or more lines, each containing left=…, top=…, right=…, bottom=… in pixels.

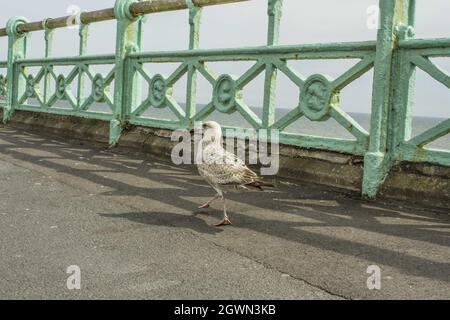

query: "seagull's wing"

left=201, top=144, right=258, bottom=186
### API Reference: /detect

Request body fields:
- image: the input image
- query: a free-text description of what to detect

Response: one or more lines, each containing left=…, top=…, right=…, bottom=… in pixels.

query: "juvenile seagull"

left=195, top=121, right=274, bottom=226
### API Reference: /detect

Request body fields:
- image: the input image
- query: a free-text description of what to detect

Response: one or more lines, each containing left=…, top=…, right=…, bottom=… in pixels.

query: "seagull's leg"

left=198, top=193, right=220, bottom=209
left=215, top=195, right=232, bottom=226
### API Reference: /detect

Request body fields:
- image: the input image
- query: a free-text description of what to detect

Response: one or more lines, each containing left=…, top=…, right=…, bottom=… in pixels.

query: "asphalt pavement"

left=0, top=127, right=449, bottom=299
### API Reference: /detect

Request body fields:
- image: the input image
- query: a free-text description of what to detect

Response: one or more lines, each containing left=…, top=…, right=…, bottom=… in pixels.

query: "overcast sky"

left=1, top=0, right=450, bottom=118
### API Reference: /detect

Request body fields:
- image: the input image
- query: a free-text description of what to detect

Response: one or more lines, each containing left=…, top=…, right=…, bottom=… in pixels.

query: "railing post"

left=362, top=0, right=416, bottom=198
left=111, top=0, right=143, bottom=146
left=391, top=0, right=416, bottom=151
left=76, top=22, right=89, bottom=111
left=42, top=19, right=54, bottom=104
left=185, top=0, right=202, bottom=127
left=263, top=0, right=282, bottom=128
left=3, top=17, right=29, bottom=124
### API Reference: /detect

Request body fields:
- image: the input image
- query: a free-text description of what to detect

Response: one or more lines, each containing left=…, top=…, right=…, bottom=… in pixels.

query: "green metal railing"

left=0, top=0, right=448, bottom=199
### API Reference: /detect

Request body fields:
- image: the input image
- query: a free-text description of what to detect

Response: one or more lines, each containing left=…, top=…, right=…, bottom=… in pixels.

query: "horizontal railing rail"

left=0, top=0, right=449, bottom=199
left=0, top=0, right=249, bottom=37
left=15, top=55, right=117, bottom=66
left=399, top=38, right=450, bottom=50
left=129, top=42, right=377, bottom=61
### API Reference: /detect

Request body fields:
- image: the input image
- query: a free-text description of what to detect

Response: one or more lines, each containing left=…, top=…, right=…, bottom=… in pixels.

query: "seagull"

left=194, top=121, right=274, bottom=226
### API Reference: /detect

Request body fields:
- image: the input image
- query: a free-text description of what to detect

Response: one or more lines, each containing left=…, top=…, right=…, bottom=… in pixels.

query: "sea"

left=5, top=99, right=450, bottom=150
left=138, top=104, right=450, bottom=151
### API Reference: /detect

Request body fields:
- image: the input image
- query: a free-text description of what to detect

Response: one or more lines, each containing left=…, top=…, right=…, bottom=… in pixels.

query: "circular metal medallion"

left=56, top=74, right=66, bottom=99
left=213, top=74, right=237, bottom=114
left=92, top=74, right=105, bottom=103
left=149, top=74, right=167, bottom=108
left=299, top=74, right=334, bottom=121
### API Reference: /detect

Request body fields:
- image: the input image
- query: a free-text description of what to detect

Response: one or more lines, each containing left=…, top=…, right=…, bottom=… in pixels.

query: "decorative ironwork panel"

left=14, top=56, right=116, bottom=121
left=394, top=40, right=450, bottom=167
left=128, top=44, right=375, bottom=155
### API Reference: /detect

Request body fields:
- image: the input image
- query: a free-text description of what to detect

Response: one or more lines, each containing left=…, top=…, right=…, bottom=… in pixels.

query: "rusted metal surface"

left=0, top=0, right=249, bottom=37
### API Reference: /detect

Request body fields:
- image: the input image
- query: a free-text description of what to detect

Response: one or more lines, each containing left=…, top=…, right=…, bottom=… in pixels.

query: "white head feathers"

left=201, top=121, right=222, bottom=145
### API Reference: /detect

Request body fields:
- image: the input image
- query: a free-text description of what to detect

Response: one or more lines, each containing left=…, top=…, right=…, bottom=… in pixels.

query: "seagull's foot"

left=215, top=218, right=232, bottom=227
left=198, top=203, right=210, bottom=209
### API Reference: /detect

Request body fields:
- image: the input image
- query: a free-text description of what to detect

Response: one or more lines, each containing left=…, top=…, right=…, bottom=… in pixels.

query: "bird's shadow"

left=99, top=211, right=224, bottom=235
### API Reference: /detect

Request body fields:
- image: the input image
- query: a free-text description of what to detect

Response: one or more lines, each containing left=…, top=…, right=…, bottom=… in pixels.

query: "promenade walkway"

left=0, top=126, right=448, bottom=299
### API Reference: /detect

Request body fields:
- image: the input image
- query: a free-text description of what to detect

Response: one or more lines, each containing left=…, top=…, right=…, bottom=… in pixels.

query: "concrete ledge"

left=5, top=110, right=110, bottom=144
left=2, top=110, right=449, bottom=209
left=381, top=162, right=450, bottom=208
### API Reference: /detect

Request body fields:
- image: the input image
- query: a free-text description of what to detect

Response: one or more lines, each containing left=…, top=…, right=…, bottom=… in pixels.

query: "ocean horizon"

left=6, top=99, right=450, bottom=150
left=142, top=104, right=450, bottom=150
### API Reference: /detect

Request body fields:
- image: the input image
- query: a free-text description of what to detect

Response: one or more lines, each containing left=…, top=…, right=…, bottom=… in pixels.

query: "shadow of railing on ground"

left=0, top=127, right=449, bottom=284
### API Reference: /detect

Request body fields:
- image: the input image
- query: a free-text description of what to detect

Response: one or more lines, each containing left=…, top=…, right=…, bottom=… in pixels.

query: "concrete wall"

left=2, top=110, right=449, bottom=209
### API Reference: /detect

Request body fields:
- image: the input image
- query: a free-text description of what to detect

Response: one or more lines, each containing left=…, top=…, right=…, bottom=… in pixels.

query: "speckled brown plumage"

left=195, top=121, right=274, bottom=226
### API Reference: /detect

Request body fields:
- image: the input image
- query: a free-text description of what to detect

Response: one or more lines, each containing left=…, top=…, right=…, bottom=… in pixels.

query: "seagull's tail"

left=246, top=180, right=275, bottom=191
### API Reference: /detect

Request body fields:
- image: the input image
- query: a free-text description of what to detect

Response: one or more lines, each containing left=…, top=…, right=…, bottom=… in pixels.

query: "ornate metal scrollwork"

left=56, top=74, right=66, bottom=99
left=299, top=74, right=339, bottom=122
left=213, top=74, right=238, bottom=114
left=92, top=73, right=106, bottom=103
left=149, top=74, right=167, bottom=108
